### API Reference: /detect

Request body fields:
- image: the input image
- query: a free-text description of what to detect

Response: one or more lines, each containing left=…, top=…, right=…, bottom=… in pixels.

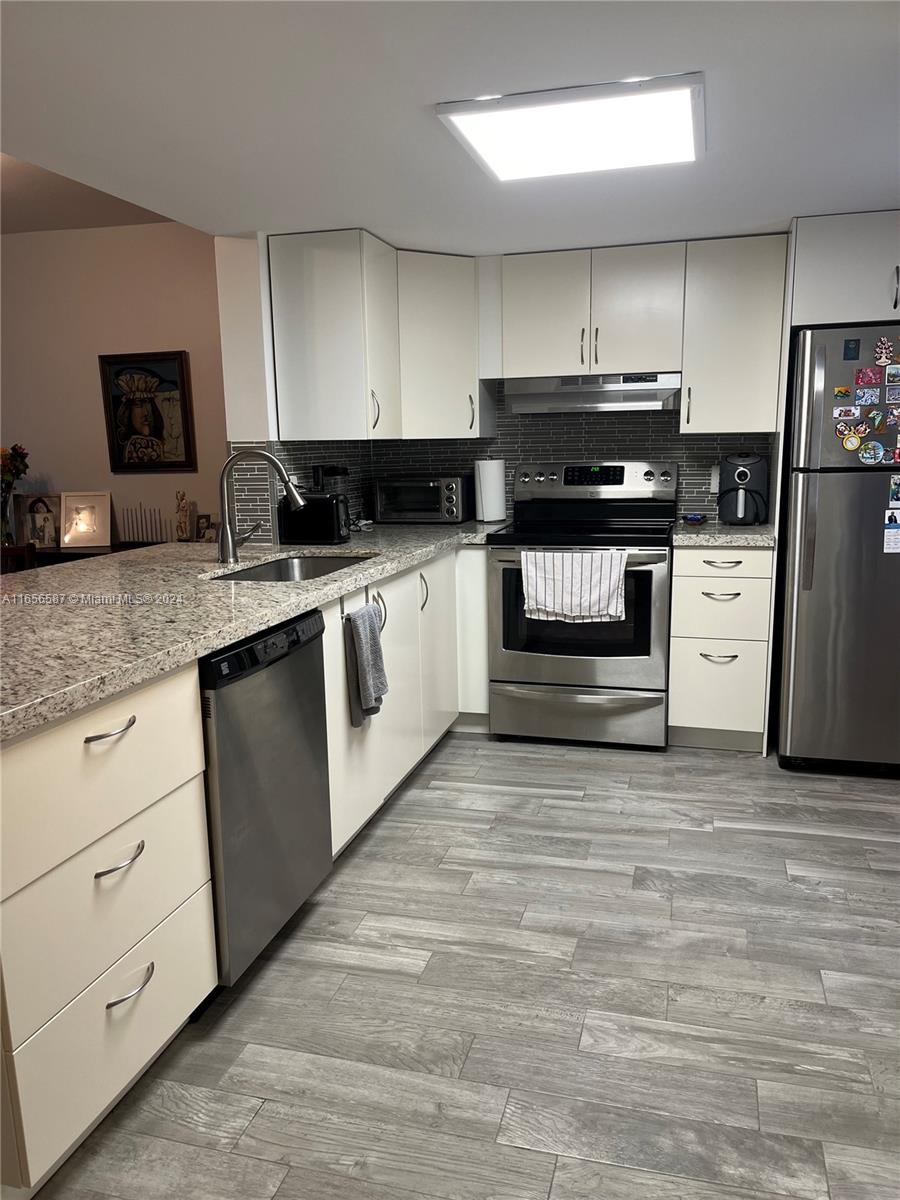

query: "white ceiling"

left=0, top=154, right=168, bottom=234
left=3, top=2, right=898, bottom=254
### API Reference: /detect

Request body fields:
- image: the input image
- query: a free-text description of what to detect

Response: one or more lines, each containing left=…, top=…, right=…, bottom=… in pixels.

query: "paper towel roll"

left=475, top=458, right=506, bottom=522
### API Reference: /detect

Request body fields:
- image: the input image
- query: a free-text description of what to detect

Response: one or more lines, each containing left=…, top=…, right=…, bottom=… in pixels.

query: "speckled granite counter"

left=0, top=524, right=501, bottom=743
left=673, top=523, right=776, bottom=548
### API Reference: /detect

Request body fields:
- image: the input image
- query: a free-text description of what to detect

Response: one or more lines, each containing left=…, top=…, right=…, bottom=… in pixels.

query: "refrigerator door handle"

left=792, top=330, right=825, bottom=470
left=799, top=473, right=819, bottom=592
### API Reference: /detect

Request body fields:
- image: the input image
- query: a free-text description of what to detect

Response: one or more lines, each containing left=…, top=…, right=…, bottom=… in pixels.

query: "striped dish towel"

left=521, top=550, right=628, bottom=623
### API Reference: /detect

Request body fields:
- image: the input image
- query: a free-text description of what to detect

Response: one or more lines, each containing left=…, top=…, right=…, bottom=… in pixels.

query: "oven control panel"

left=514, top=462, right=677, bottom=501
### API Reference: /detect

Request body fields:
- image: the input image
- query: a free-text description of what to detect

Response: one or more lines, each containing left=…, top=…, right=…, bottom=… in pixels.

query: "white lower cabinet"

left=7, top=884, right=217, bottom=1186
left=370, top=570, right=426, bottom=794
left=671, top=576, right=771, bottom=642
left=455, top=546, right=490, bottom=715
left=418, top=554, right=459, bottom=750
left=668, top=639, right=769, bottom=734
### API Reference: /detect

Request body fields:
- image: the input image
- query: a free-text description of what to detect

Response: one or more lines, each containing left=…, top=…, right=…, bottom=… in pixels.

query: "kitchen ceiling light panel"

left=436, top=73, right=705, bottom=181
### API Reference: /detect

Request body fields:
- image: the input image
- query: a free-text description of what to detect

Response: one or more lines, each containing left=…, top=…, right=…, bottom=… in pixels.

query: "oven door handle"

left=498, top=685, right=664, bottom=709
left=489, top=551, right=668, bottom=569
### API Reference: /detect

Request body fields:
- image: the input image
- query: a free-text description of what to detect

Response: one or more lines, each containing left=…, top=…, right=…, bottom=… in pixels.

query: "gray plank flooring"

left=42, top=736, right=900, bottom=1200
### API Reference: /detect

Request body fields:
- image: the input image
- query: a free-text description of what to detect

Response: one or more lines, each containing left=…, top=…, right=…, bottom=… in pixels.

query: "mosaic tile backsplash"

left=230, top=400, right=775, bottom=543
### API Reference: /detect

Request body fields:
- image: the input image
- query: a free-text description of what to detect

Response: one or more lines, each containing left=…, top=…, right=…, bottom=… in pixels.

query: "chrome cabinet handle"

left=702, top=559, right=742, bottom=568
left=685, top=385, right=692, bottom=425
left=468, top=393, right=475, bottom=430
left=700, top=652, right=739, bottom=663
left=580, top=327, right=585, bottom=366
left=593, top=327, right=599, bottom=365
left=94, top=839, right=146, bottom=880
left=894, top=265, right=899, bottom=311
left=84, top=714, right=137, bottom=745
left=375, top=590, right=387, bottom=630
left=701, top=591, right=742, bottom=600
left=419, top=572, right=429, bottom=611
left=106, top=961, right=155, bottom=1010
left=371, top=389, right=381, bottom=429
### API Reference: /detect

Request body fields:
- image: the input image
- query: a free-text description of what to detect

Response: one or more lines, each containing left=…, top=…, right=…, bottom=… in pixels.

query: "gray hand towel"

left=344, top=601, right=389, bottom=726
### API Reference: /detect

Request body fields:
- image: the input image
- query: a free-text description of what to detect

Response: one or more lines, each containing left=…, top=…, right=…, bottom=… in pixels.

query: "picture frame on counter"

left=61, top=491, right=111, bottom=547
left=12, top=494, right=61, bottom=548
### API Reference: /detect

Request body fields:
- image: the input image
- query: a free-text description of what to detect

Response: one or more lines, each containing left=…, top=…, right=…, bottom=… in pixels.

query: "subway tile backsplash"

left=230, top=401, right=774, bottom=541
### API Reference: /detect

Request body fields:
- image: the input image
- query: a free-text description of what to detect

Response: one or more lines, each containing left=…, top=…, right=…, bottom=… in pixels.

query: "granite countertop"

left=673, top=523, right=776, bottom=548
left=0, top=524, right=501, bottom=743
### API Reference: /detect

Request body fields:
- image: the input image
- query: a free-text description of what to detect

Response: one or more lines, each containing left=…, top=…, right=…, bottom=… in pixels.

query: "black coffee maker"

left=717, top=454, right=769, bottom=525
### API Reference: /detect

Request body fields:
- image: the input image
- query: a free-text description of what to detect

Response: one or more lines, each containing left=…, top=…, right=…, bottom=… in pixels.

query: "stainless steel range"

left=486, top=462, right=677, bottom=748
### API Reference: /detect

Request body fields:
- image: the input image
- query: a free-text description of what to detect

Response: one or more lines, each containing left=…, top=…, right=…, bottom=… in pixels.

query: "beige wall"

left=1, top=222, right=227, bottom=536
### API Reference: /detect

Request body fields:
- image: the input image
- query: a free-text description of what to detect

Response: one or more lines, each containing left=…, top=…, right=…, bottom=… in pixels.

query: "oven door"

left=488, top=547, right=670, bottom=690
left=376, top=481, right=444, bottom=522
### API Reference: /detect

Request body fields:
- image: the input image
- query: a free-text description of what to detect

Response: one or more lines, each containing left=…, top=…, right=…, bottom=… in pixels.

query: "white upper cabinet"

left=792, top=211, right=900, bottom=327
left=502, top=250, right=592, bottom=377
left=399, top=251, right=483, bottom=438
left=269, top=229, right=400, bottom=440
left=681, top=235, right=787, bottom=434
left=590, top=242, right=685, bottom=374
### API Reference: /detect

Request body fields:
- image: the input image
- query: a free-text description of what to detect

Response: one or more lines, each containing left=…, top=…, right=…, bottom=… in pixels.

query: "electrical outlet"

left=709, top=465, right=720, bottom=494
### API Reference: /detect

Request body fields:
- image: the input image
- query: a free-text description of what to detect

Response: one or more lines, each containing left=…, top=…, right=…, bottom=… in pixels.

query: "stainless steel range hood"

left=506, top=373, right=681, bottom=415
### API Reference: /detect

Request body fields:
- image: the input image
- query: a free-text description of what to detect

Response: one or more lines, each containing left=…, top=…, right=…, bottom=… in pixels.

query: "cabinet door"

left=456, top=547, right=490, bottom=714
left=371, top=570, right=424, bottom=792
left=502, top=250, right=591, bottom=376
left=269, top=231, right=369, bottom=440
left=681, top=235, right=786, bottom=434
left=418, top=554, right=459, bottom=749
left=668, top=637, right=768, bottom=732
left=322, top=590, right=385, bottom=854
left=399, top=251, right=479, bottom=438
left=362, top=232, right=402, bottom=439
left=793, top=212, right=900, bottom=326
left=590, top=242, right=685, bottom=374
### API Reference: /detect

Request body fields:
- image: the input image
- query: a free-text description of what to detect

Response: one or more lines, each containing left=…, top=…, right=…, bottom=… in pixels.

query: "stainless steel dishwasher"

left=199, top=611, right=332, bottom=985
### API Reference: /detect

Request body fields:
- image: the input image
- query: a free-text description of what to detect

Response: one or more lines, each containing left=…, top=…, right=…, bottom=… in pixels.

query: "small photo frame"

left=61, top=492, right=111, bottom=547
left=886, top=364, right=900, bottom=385
left=195, top=513, right=212, bottom=541
left=13, top=494, right=61, bottom=548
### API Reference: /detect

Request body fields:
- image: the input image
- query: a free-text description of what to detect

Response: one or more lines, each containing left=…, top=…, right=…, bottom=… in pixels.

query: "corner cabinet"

left=398, top=251, right=494, bottom=438
left=791, top=211, right=900, bottom=326
left=680, top=235, right=787, bottom=434
left=269, top=229, right=401, bottom=440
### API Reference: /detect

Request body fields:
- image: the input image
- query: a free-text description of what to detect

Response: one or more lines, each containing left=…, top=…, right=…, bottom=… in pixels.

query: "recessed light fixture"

left=435, top=72, right=705, bottom=181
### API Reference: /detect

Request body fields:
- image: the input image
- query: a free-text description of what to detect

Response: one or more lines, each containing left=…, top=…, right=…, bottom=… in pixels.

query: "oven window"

left=502, top=566, right=652, bottom=658
left=379, top=483, right=442, bottom=518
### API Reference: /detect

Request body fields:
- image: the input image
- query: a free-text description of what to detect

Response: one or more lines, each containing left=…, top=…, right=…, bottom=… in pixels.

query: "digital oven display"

left=563, top=465, right=625, bottom=486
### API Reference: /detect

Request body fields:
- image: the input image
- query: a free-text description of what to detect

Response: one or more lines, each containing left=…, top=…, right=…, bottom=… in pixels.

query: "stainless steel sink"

left=217, top=555, right=370, bottom=583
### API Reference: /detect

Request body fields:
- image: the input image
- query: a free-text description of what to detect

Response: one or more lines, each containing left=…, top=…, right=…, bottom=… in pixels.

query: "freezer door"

left=792, top=325, right=900, bottom=470
left=781, top=469, right=900, bottom=764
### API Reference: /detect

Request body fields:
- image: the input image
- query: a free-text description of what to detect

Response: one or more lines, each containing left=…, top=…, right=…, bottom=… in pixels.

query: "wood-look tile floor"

left=43, top=737, right=900, bottom=1200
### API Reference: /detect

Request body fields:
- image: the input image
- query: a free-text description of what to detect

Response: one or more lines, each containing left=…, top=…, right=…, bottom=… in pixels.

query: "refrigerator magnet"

left=834, top=386, right=852, bottom=400
left=867, top=409, right=886, bottom=432
left=886, top=364, right=900, bottom=384
left=834, top=405, right=859, bottom=419
left=855, top=388, right=880, bottom=406
left=835, top=421, right=852, bottom=438
left=884, top=510, right=900, bottom=554
left=854, top=421, right=871, bottom=437
left=886, top=386, right=900, bottom=404
left=842, top=433, right=862, bottom=452
left=890, top=474, right=900, bottom=507
left=858, top=441, right=884, bottom=465
left=888, top=407, right=900, bottom=427
left=856, top=367, right=884, bottom=387
left=842, top=338, right=861, bottom=361
left=874, top=336, right=894, bottom=367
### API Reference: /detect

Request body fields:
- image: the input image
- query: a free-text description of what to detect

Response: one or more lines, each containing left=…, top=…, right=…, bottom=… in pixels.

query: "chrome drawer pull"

left=106, top=961, right=155, bottom=1010
left=701, top=591, right=741, bottom=600
left=94, top=839, right=146, bottom=880
left=84, top=714, right=137, bottom=744
left=700, top=652, right=739, bottom=663
left=701, top=559, right=742, bottom=569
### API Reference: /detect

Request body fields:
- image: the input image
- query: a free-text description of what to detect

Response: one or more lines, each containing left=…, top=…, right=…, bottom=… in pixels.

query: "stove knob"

left=660, top=470, right=672, bottom=483
left=535, top=472, right=546, bottom=482
left=519, top=472, right=530, bottom=483
left=445, top=481, right=457, bottom=493
left=446, top=506, right=457, bottom=517
left=643, top=470, right=656, bottom=482
left=548, top=472, right=559, bottom=482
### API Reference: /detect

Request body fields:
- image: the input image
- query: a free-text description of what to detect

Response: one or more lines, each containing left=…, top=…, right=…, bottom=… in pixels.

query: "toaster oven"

left=374, top=476, right=474, bottom=524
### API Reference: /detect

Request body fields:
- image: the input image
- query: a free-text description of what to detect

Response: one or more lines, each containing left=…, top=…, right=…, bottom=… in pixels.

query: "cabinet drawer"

left=2, top=775, right=210, bottom=1049
left=674, top=547, right=773, bottom=579
left=7, top=883, right=216, bottom=1186
left=668, top=638, right=768, bottom=733
left=1, top=666, right=204, bottom=900
left=671, top=577, right=771, bottom=641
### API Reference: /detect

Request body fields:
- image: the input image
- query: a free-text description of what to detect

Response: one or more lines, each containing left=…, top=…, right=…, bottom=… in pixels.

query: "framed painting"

left=99, top=351, right=197, bottom=473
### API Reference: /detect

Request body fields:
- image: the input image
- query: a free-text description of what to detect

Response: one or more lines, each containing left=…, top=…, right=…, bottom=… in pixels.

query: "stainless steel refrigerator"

left=780, top=324, right=900, bottom=768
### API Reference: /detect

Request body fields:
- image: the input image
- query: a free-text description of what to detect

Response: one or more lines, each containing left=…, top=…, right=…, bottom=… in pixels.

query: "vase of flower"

left=1, top=444, right=30, bottom=545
